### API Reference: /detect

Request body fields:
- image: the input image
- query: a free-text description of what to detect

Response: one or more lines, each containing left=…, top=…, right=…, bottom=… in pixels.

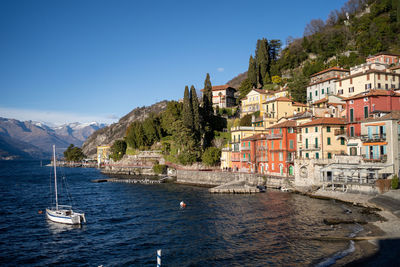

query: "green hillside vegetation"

left=237, top=0, right=400, bottom=103
left=123, top=74, right=226, bottom=165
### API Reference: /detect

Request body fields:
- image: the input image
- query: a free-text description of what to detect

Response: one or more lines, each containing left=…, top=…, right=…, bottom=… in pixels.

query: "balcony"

left=266, top=133, right=283, bottom=139
left=361, top=134, right=386, bottom=143
left=286, top=157, right=294, bottom=163
left=334, top=129, right=346, bottom=136
left=240, top=158, right=250, bottom=162
left=362, top=154, right=387, bottom=163
left=231, top=157, right=241, bottom=162
left=300, top=144, right=320, bottom=151
left=241, top=146, right=251, bottom=151
left=257, top=145, right=267, bottom=151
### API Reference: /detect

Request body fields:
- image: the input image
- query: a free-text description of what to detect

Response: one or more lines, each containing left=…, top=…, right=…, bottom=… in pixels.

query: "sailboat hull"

left=46, top=208, right=85, bottom=225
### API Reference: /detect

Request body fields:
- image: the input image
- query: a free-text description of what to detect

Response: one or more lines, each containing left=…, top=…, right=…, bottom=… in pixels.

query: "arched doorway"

left=289, top=165, right=294, bottom=176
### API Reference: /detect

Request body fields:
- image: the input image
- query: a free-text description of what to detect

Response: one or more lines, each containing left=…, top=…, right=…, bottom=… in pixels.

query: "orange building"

left=266, top=121, right=297, bottom=177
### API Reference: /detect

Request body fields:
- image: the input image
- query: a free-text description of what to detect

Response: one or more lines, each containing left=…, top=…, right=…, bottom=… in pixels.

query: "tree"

left=255, top=38, right=271, bottom=87
left=190, top=85, right=201, bottom=135
left=202, top=73, right=213, bottom=118
left=271, top=75, right=282, bottom=84
left=238, top=78, right=252, bottom=101
left=269, top=39, right=282, bottom=62
left=63, top=144, right=85, bottom=161
left=201, top=147, right=221, bottom=166
left=247, top=55, right=257, bottom=88
left=288, top=71, right=309, bottom=103
left=182, top=85, right=193, bottom=130
left=110, top=140, right=127, bottom=161
left=304, top=19, right=325, bottom=36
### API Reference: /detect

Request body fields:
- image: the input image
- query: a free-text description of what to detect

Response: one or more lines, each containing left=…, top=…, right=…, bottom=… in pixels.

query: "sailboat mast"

left=53, top=145, right=58, bottom=210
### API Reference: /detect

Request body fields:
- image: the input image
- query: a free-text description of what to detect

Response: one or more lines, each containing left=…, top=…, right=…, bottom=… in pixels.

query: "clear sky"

left=0, top=0, right=348, bottom=125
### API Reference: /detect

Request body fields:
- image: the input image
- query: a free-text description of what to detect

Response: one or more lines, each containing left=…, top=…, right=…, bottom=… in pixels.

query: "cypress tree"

left=182, top=85, right=193, bottom=130
left=202, top=73, right=213, bottom=118
left=190, top=85, right=201, bottom=135
left=247, top=55, right=257, bottom=88
left=255, top=38, right=271, bottom=87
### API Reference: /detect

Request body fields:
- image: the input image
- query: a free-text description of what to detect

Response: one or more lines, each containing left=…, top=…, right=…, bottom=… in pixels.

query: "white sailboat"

left=46, top=145, right=86, bottom=225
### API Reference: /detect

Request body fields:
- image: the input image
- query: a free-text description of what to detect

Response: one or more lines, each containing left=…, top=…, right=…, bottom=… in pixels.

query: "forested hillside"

left=235, top=0, right=400, bottom=103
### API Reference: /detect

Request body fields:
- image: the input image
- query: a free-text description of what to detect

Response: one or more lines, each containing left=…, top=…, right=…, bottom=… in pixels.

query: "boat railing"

left=58, top=205, right=73, bottom=210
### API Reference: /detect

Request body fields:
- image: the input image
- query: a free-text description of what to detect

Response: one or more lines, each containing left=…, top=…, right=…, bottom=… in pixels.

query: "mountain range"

left=0, top=117, right=106, bottom=160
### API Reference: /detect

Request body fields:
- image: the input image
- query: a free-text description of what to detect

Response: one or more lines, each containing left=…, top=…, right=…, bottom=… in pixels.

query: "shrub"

left=202, top=147, right=221, bottom=166
left=153, top=164, right=167, bottom=175
left=110, top=140, right=127, bottom=161
left=392, top=175, right=399, bottom=189
left=178, top=151, right=197, bottom=165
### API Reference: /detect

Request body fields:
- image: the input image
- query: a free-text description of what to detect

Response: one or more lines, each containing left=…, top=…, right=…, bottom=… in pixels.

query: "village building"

left=263, top=97, right=307, bottom=126
left=229, top=126, right=266, bottom=171
left=297, top=117, right=347, bottom=160
left=310, top=95, right=347, bottom=118
left=336, top=61, right=400, bottom=99
left=97, top=145, right=111, bottom=165
left=366, top=52, right=400, bottom=65
left=307, top=67, right=349, bottom=104
left=240, top=89, right=268, bottom=118
left=265, top=120, right=297, bottom=177
left=210, top=85, right=237, bottom=109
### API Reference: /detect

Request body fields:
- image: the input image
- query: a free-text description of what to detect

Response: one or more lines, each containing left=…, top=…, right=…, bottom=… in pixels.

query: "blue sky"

left=0, top=0, right=347, bottom=125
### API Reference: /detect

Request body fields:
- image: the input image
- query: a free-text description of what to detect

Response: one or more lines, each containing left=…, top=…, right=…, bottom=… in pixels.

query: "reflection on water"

left=0, top=161, right=381, bottom=266
left=46, top=219, right=82, bottom=234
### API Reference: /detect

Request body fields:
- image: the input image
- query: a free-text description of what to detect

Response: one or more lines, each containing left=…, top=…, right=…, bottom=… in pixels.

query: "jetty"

left=91, top=176, right=169, bottom=184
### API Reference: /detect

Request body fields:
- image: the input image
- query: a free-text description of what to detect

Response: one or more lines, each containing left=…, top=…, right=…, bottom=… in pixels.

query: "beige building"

left=97, top=145, right=111, bottom=164
left=297, top=117, right=347, bottom=160
left=336, top=62, right=400, bottom=98
left=263, top=97, right=307, bottom=126
left=241, top=89, right=268, bottom=117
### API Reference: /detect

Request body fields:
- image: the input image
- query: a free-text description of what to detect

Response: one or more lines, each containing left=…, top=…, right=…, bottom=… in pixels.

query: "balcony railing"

left=257, top=145, right=267, bottom=151
left=231, top=157, right=241, bottom=162
left=334, top=129, right=346, bottom=136
left=266, top=133, right=283, bottom=139
left=300, top=144, right=320, bottom=151
left=241, top=146, right=251, bottom=151
left=362, top=154, right=387, bottom=163
left=361, top=134, right=386, bottom=142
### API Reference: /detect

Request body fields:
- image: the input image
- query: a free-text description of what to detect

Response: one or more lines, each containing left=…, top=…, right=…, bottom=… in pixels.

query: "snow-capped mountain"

left=0, top=118, right=107, bottom=159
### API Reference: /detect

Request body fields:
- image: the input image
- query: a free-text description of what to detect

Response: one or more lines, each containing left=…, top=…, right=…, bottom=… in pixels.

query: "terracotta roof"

left=267, top=120, right=297, bottom=129
left=361, top=110, right=400, bottom=123
left=253, top=89, right=268, bottom=95
left=308, top=76, right=341, bottom=86
left=264, top=96, right=292, bottom=103
left=345, top=90, right=400, bottom=101
left=212, top=85, right=236, bottom=91
left=390, top=65, right=400, bottom=70
left=368, top=52, right=400, bottom=58
left=312, top=97, right=329, bottom=105
left=310, top=67, right=349, bottom=78
left=298, top=117, right=346, bottom=127
left=293, top=102, right=307, bottom=107
left=241, top=133, right=267, bottom=141
left=338, top=69, right=400, bottom=82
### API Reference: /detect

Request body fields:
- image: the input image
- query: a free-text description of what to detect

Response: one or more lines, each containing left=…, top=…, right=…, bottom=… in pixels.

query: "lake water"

left=0, top=161, right=371, bottom=266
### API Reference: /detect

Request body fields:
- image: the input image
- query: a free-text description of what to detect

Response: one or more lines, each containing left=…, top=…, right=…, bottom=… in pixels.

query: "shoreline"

left=300, top=188, right=400, bottom=266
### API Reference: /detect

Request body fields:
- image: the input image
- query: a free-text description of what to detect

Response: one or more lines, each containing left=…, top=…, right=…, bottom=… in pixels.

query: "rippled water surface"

left=0, top=161, right=368, bottom=266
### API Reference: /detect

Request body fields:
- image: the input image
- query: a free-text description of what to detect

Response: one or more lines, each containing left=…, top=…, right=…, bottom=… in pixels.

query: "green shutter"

left=327, top=137, right=331, bottom=145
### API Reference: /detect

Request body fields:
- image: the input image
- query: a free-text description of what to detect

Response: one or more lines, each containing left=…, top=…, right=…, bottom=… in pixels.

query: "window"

left=350, top=126, right=354, bottom=137
left=305, top=128, right=308, bottom=133
left=340, top=137, right=345, bottom=145
left=349, top=87, right=354, bottom=93
left=306, top=153, right=309, bottom=159
left=315, top=152, right=319, bottom=159
left=315, top=91, right=318, bottom=96
left=305, top=138, right=309, bottom=149
left=280, top=128, right=282, bottom=134
left=279, top=140, right=282, bottom=149
left=271, top=141, right=274, bottom=149
left=309, top=92, right=312, bottom=99
left=327, top=88, right=330, bottom=94
left=272, top=163, right=274, bottom=170
left=378, top=73, right=380, bottom=80
left=315, top=127, right=318, bottom=132
left=350, top=78, right=353, bottom=84
left=289, top=140, right=294, bottom=149
left=322, top=88, right=324, bottom=94
left=248, top=141, right=251, bottom=147
left=367, top=74, right=370, bottom=80
left=315, top=137, right=318, bottom=148
left=350, top=108, right=354, bottom=122
left=350, top=147, right=357, bottom=156
left=327, top=126, right=331, bottom=132
left=279, top=152, right=283, bottom=161
left=385, top=84, right=388, bottom=89
left=338, top=89, right=343, bottom=94
left=378, top=83, right=381, bottom=88
left=327, top=137, right=331, bottom=145
left=328, top=152, right=332, bottom=159
left=364, top=106, right=369, bottom=118
left=243, top=153, right=246, bottom=159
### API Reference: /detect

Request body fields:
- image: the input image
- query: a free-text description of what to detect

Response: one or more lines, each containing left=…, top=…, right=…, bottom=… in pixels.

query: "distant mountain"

left=226, top=71, right=247, bottom=89
left=82, top=101, right=168, bottom=158
left=0, top=118, right=106, bottom=160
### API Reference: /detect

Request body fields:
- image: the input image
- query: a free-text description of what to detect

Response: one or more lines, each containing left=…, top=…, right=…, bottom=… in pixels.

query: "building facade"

left=211, top=85, right=237, bottom=109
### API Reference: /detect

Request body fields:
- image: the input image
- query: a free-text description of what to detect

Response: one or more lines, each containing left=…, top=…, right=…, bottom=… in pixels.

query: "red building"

left=265, top=121, right=297, bottom=177
left=240, top=135, right=258, bottom=172
left=345, top=90, right=400, bottom=137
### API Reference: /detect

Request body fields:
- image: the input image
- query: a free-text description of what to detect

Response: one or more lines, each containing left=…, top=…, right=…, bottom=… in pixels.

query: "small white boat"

left=46, top=145, right=86, bottom=225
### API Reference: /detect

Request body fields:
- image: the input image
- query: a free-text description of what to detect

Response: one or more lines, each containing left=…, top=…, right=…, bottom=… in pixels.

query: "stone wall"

left=176, top=170, right=293, bottom=189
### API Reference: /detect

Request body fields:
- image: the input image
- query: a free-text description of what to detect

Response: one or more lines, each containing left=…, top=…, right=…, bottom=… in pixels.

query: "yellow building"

left=241, top=89, right=268, bottom=118
left=297, top=117, right=347, bottom=160
left=263, top=97, right=308, bottom=126
left=97, top=145, right=111, bottom=164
